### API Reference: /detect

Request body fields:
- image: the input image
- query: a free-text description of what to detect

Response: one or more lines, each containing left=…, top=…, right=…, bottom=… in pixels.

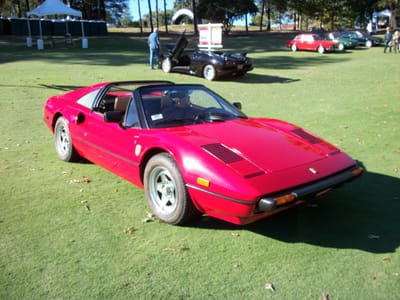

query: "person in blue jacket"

left=148, top=28, right=160, bottom=69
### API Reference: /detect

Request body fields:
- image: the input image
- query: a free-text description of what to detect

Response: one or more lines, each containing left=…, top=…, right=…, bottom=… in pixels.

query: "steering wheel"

left=194, top=107, right=229, bottom=123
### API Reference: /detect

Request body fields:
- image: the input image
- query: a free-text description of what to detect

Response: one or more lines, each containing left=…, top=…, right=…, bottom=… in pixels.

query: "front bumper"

left=257, top=166, right=363, bottom=212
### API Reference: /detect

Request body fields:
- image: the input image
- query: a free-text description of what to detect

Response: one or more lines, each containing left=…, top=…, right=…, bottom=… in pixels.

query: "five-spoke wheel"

left=54, top=117, right=80, bottom=162
left=203, top=64, right=216, bottom=81
left=162, top=57, right=172, bottom=73
left=144, top=153, right=199, bottom=224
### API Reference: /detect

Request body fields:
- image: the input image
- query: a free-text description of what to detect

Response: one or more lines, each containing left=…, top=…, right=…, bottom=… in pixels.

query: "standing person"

left=392, top=30, right=400, bottom=54
left=384, top=27, right=392, bottom=53
left=366, top=21, right=373, bottom=34
left=148, top=28, right=160, bottom=69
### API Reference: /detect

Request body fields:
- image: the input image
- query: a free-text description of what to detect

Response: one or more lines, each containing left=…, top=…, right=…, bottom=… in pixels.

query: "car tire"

left=144, top=153, right=200, bottom=225
left=317, top=45, right=325, bottom=54
left=338, top=43, right=345, bottom=51
left=54, top=117, right=80, bottom=162
left=203, top=64, right=216, bottom=81
left=291, top=44, right=297, bottom=52
left=365, top=40, right=373, bottom=48
left=162, top=57, right=172, bottom=73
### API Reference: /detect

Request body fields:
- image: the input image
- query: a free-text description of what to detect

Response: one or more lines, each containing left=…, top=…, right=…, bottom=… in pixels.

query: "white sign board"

left=198, top=23, right=223, bottom=50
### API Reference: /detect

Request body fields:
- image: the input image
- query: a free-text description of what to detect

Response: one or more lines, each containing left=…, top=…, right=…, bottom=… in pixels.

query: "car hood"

left=167, top=118, right=341, bottom=173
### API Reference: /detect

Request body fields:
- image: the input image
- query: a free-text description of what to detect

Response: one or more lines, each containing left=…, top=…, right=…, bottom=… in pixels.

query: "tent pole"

left=81, top=20, right=88, bottom=48
left=26, top=18, right=32, bottom=47
left=38, top=18, right=44, bottom=50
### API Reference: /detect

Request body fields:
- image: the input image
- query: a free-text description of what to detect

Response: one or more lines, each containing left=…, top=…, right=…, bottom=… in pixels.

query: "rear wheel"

left=144, top=153, right=200, bottom=225
left=291, top=44, right=297, bottom=52
left=203, top=64, right=216, bottom=81
left=365, top=40, right=373, bottom=48
left=54, top=117, right=80, bottom=162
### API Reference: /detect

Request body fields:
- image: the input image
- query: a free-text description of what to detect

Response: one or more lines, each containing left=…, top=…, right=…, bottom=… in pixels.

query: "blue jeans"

left=149, top=48, right=160, bottom=68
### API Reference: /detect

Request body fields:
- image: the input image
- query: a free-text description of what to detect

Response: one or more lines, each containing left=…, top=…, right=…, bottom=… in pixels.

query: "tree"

left=197, top=0, right=258, bottom=33
left=163, top=0, right=168, bottom=32
left=105, top=0, right=128, bottom=25
left=340, top=0, right=379, bottom=29
left=147, top=0, right=153, bottom=31
left=258, top=0, right=266, bottom=31
left=138, top=0, right=143, bottom=32
left=192, top=0, right=198, bottom=33
left=173, top=0, right=192, bottom=9
left=377, top=0, right=400, bottom=28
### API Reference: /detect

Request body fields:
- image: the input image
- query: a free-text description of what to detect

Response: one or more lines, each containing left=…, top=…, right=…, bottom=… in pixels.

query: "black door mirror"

left=233, top=102, right=242, bottom=110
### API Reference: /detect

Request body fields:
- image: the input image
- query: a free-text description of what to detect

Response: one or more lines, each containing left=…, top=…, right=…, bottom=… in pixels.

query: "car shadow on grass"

left=0, top=83, right=84, bottom=91
left=233, top=73, right=300, bottom=84
left=38, top=84, right=85, bottom=91
left=195, top=169, right=400, bottom=254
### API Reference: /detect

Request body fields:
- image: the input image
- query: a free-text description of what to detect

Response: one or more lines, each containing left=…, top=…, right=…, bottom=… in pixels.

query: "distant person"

left=148, top=28, right=160, bottom=69
left=384, top=27, right=392, bottom=53
left=392, top=30, right=400, bottom=54
left=366, top=22, right=373, bottom=34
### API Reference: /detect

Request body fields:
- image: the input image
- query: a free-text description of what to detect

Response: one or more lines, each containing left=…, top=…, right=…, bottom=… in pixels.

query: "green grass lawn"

left=0, top=31, right=399, bottom=299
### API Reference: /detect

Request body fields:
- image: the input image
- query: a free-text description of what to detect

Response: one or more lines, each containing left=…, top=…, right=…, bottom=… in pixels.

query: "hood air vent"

left=202, top=143, right=243, bottom=164
left=291, top=128, right=321, bottom=144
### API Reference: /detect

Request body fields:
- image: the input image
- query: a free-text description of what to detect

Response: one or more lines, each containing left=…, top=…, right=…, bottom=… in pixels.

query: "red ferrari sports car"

left=286, top=33, right=342, bottom=54
left=44, top=81, right=363, bottom=225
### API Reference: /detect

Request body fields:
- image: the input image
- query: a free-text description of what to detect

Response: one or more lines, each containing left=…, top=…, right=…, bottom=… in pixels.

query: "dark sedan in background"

left=339, top=30, right=383, bottom=47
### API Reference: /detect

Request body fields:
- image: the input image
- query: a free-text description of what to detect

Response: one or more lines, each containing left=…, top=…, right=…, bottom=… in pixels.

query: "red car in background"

left=287, top=33, right=342, bottom=53
left=44, top=81, right=363, bottom=226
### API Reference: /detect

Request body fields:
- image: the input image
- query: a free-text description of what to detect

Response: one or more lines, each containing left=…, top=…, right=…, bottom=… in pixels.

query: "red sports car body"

left=44, top=81, right=363, bottom=225
left=287, top=33, right=341, bottom=53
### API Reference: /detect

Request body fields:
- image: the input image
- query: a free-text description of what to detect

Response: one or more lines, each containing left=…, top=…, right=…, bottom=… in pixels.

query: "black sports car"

left=161, top=35, right=253, bottom=81
left=339, top=30, right=383, bottom=47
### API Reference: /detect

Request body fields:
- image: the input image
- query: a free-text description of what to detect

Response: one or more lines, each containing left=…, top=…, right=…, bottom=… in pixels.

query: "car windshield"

left=137, top=85, right=247, bottom=128
left=355, top=31, right=364, bottom=38
left=330, top=32, right=339, bottom=39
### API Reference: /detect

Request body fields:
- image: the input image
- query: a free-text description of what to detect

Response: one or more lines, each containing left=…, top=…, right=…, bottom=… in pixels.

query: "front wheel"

left=162, top=57, right=172, bottom=73
left=203, top=64, right=216, bottom=81
left=144, top=153, right=200, bottom=225
left=317, top=45, right=325, bottom=54
left=291, top=44, right=297, bottom=52
left=54, top=117, right=80, bottom=162
left=338, top=43, right=345, bottom=51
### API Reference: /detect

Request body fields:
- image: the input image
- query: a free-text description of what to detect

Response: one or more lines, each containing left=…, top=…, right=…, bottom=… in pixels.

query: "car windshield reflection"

left=138, top=85, right=247, bottom=128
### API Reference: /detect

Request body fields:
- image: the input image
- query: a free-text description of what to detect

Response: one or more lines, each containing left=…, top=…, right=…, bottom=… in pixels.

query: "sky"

left=129, top=0, right=175, bottom=22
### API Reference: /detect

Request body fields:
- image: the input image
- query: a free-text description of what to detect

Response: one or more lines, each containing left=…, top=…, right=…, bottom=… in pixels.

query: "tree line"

left=1, top=0, right=398, bottom=32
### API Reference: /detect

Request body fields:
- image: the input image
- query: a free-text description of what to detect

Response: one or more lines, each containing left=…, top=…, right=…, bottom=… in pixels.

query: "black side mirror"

left=104, top=111, right=124, bottom=123
left=233, top=102, right=242, bottom=110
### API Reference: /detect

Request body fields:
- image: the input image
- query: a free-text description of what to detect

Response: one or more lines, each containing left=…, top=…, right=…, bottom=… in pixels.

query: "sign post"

left=198, top=23, right=223, bottom=50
